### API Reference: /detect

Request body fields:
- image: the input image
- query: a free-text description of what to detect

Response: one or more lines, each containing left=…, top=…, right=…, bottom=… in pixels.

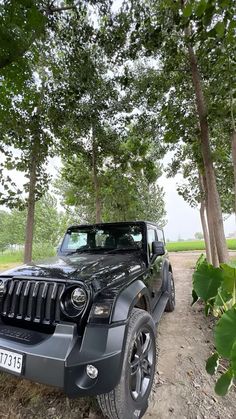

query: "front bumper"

left=0, top=321, right=127, bottom=397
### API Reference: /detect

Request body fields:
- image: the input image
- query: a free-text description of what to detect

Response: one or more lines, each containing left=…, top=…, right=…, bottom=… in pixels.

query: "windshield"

left=60, top=223, right=144, bottom=254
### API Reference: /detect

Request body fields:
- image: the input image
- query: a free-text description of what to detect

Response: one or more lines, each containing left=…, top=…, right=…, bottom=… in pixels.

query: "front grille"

left=1, top=279, right=65, bottom=327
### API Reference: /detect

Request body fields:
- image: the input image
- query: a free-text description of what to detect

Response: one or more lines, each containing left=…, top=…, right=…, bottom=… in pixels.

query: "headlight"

left=60, top=284, right=90, bottom=319
left=71, top=288, right=87, bottom=309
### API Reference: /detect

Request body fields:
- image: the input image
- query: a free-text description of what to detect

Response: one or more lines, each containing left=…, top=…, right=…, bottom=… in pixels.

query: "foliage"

left=0, top=194, right=70, bottom=250
left=56, top=136, right=166, bottom=225
left=48, top=9, right=166, bottom=225
left=0, top=59, right=55, bottom=209
left=192, top=257, right=236, bottom=395
left=121, top=0, right=235, bottom=215
left=0, top=0, right=45, bottom=69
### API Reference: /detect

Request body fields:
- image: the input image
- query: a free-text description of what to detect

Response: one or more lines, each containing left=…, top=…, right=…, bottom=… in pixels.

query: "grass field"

left=166, top=239, right=236, bottom=252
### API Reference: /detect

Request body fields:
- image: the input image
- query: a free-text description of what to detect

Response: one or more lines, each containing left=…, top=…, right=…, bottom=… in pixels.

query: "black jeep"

left=0, top=221, right=175, bottom=419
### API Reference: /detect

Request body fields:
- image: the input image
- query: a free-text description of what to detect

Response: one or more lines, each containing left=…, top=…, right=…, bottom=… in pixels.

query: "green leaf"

left=206, top=353, right=219, bottom=375
left=183, top=3, right=192, bottom=18
left=214, top=287, right=232, bottom=310
left=195, top=0, right=207, bottom=17
left=193, top=261, right=223, bottom=303
left=191, top=289, right=199, bottom=306
left=196, top=253, right=206, bottom=268
left=214, top=308, right=236, bottom=358
left=219, top=0, right=230, bottom=9
left=221, top=264, right=236, bottom=294
left=215, top=369, right=234, bottom=396
left=214, top=21, right=225, bottom=37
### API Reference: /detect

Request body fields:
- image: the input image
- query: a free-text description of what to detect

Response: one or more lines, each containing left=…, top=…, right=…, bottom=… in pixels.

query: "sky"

left=159, top=173, right=235, bottom=241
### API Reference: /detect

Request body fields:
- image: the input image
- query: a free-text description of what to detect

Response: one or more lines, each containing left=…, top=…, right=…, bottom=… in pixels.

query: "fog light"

left=86, top=364, right=98, bottom=379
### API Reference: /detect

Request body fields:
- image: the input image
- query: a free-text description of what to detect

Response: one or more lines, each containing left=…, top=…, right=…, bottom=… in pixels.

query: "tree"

left=56, top=125, right=166, bottom=225
left=195, top=232, right=203, bottom=240
left=0, top=193, right=71, bottom=252
left=116, top=0, right=235, bottom=264
left=0, top=210, right=11, bottom=252
left=47, top=6, right=165, bottom=225
left=34, top=194, right=71, bottom=246
left=0, top=66, right=56, bottom=263
left=0, top=0, right=112, bottom=262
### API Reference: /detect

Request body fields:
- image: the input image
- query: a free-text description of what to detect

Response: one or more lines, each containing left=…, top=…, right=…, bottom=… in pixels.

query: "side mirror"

left=152, top=241, right=165, bottom=256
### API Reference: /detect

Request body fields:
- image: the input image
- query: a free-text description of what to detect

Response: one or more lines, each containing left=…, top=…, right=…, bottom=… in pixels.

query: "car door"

left=146, top=225, right=163, bottom=306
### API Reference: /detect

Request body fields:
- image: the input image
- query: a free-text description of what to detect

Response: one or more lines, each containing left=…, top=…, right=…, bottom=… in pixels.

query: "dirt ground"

left=144, top=252, right=236, bottom=419
left=0, top=252, right=235, bottom=419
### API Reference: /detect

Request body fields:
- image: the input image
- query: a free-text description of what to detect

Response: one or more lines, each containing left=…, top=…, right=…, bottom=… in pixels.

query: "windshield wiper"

left=65, top=247, right=109, bottom=255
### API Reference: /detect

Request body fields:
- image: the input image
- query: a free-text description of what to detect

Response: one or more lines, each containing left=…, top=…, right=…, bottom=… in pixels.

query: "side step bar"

left=152, top=292, right=169, bottom=325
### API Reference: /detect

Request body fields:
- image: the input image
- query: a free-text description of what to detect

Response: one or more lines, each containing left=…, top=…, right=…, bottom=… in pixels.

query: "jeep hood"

left=0, top=252, right=146, bottom=292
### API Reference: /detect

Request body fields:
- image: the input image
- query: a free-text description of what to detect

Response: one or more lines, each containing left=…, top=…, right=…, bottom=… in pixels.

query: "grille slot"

left=2, top=279, right=65, bottom=326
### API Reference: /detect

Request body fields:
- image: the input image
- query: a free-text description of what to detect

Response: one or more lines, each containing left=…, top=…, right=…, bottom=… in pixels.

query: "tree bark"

left=186, top=37, right=228, bottom=263
left=231, top=130, right=236, bottom=216
left=24, top=148, right=37, bottom=264
left=202, top=174, right=219, bottom=267
left=91, top=132, right=102, bottom=223
left=198, top=172, right=211, bottom=263
left=200, top=200, right=211, bottom=264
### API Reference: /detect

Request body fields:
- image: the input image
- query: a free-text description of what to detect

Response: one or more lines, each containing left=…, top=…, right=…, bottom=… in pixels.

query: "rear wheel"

left=97, top=308, right=156, bottom=419
left=165, top=271, right=175, bottom=312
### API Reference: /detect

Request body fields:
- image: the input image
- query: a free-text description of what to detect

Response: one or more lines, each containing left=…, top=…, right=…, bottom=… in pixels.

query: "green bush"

left=192, top=256, right=236, bottom=396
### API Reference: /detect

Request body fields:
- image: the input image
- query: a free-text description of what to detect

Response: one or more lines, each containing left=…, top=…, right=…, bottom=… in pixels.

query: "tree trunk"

left=200, top=200, right=211, bottom=264
left=91, top=133, right=102, bottom=223
left=231, top=130, right=236, bottom=216
left=198, top=172, right=211, bottom=263
left=201, top=174, right=219, bottom=267
left=24, top=149, right=37, bottom=264
left=206, top=200, right=219, bottom=267
left=186, top=37, right=228, bottom=263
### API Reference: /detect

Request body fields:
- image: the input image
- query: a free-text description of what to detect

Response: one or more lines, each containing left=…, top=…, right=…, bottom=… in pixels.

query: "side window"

left=147, top=228, right=157, bottom=258
left=157, top=228, right=165, bottom=244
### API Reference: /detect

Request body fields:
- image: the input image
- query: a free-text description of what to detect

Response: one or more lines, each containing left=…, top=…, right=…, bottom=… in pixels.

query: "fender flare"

left=111, top=279, right=151, bottom=322
left=161, top=258, right=172, bottom=292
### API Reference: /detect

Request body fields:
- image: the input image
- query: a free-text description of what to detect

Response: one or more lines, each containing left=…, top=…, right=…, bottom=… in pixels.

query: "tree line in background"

left=0, top=0, right=235, bottom=265
left=0, top=194, right=73, bottom=253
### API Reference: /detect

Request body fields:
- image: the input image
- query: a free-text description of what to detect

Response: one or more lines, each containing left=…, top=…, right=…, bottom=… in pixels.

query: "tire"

left=97, top=308, right=156, bottom=419
left=165, top=271, right=175, bottom=312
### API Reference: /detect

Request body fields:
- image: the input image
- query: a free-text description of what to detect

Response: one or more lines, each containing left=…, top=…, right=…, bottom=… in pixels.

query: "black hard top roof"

left=67, top=221, right=164, bottom=231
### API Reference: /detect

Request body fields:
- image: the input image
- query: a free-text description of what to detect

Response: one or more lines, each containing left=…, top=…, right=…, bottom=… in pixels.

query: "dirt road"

left=144, top=252, right=236, bottom=419
left=0, top=253, right=235, bottom=418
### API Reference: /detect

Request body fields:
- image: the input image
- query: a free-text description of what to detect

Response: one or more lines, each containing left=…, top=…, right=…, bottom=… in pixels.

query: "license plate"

left=0, top=349, right=23, bottom=374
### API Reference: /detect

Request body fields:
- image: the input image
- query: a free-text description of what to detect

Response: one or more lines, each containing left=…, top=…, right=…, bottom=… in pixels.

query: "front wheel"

left=165, top=271, right=175, bottom=312
left=97, top=308, right=156, bottom=419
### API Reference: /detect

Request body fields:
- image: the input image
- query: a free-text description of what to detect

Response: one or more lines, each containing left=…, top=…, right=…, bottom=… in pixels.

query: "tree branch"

left=42, top=1, right=79, bottom=14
